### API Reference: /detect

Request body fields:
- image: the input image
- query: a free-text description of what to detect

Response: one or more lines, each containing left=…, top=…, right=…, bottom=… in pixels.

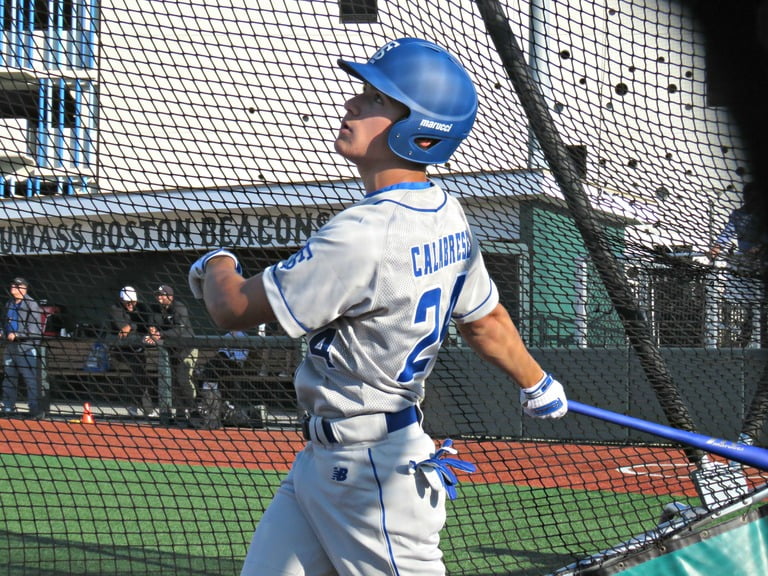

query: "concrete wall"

left=423, top=347, right=768, bottom=444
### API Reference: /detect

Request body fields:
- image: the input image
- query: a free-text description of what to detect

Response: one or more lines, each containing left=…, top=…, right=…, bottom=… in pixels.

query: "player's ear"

left=415, top=137, right=439, bottom=150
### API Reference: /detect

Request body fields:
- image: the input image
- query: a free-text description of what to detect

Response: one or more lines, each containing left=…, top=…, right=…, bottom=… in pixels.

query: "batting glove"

left=188, top=249, right=242, bottom=299
left=520, top=373, right=568, bottom=419
left=408, top=439, right=476, bottom=500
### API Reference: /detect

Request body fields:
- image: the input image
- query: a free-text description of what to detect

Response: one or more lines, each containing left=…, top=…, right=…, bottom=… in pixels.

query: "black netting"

left=1, top=1, right=767, bottom=574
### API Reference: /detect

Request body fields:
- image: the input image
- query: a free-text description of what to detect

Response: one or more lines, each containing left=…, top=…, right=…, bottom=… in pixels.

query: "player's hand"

left=520, top=373, right=568, bottom=419
left=142, top=334, right=158, bottom=346
left=188, top=249, right=243, bottom=299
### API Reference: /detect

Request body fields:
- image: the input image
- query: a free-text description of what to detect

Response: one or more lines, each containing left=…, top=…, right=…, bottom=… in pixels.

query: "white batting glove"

left=188, top=249, right=242, bottom=299
left=520, top=373, right=568, bottom=419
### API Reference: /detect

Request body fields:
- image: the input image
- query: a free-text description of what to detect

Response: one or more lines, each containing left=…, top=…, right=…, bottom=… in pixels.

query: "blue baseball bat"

left=569, top=400, right=768, bottom=471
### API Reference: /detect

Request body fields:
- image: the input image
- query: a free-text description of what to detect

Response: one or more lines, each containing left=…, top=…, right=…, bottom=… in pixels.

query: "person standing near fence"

left=1, top=277, right=44, bottom=418
left=707, top=182, right=767, bottom=347
left=189, top=38, right=568, bottom=576
left=109, top=286, right=157, bottom=418
left=151, top=284, right=198, bottom=426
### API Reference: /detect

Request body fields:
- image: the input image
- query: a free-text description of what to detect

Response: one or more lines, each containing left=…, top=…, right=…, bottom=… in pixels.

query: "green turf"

left=0, top=453, right=691, bottom=575
left=442, top=481, right=690, bottom=575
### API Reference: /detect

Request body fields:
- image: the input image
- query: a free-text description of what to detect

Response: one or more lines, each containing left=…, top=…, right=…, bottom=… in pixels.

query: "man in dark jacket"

left=151, top=284, right=198, bottom=425
left=109, top=286, right=157, bottom=417
left=2, top=277, right=44, bottom=418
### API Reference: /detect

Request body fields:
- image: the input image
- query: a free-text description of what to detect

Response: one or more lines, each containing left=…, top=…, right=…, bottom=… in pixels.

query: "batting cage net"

left=1, top=1, right=768, bottom=575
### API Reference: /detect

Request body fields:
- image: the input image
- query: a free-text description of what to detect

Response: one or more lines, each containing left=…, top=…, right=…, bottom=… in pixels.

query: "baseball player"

left=189, top=37, right=568, bottom=576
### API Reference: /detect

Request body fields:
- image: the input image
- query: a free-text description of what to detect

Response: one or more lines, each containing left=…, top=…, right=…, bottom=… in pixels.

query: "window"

left=482, top=249, right=523, bottom=327
left=338, top=0, right=377, bottom=23
left=3, top=0, right=74, bottom=31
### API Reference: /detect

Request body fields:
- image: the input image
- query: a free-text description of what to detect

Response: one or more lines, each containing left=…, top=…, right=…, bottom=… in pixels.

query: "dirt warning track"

left=2, top=418, right=736, bottom=498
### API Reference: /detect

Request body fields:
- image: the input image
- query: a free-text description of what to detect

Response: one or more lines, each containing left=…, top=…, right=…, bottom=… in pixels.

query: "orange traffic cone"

left=82, top=403, right=95, bottom=425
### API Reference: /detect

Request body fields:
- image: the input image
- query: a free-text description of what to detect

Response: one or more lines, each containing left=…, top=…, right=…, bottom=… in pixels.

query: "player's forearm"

left=203, top=262, right=275, bottom=330
left=458, top=303, right=544, bottom=389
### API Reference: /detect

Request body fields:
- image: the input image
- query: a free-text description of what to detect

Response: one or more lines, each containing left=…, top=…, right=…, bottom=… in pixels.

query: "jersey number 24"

left=308, top=274, right=466, bottom=383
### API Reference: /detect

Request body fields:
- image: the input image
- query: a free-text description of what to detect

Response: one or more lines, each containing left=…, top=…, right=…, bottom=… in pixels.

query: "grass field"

left=0, top=450, right=688, bottom=576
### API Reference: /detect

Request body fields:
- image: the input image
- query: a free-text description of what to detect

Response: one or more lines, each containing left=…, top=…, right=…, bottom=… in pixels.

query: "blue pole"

left=85, top=0, right=97, bottom=69
left=54, top=0, right=64, bottom=68
left=72, top=78, right=83, bottom=194
left=35, top=78, right=53, bottom=197
left=83, top=82, right=96, bottom=191
left=13, top=0, right=23, bottom=68
left=56, top=78, right=65, bottom=170
left=24, top=0, right=33, bottom=66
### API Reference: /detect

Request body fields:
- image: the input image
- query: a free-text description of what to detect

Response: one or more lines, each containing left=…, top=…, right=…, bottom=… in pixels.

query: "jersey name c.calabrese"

left=262, top=181, right=499, bottom=418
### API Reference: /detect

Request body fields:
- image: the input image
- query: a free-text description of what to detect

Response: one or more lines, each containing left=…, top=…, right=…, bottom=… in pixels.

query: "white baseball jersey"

left=262, top=180, right=499, bottom=418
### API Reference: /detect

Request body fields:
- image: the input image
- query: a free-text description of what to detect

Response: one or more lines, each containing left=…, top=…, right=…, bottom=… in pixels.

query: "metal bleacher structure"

left=0, top=0, right=97, bottom=197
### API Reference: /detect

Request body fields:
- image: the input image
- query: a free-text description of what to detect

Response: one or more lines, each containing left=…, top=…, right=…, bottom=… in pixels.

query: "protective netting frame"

left=1, top=1, right=767, bottom=575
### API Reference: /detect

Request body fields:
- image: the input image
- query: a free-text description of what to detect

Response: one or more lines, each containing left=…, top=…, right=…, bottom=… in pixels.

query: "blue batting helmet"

left=338, top=38, right=478, bottom=165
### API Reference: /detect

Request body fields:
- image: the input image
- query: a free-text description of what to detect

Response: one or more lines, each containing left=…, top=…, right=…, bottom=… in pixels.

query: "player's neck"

left=359, top=165, right=427, bottom=194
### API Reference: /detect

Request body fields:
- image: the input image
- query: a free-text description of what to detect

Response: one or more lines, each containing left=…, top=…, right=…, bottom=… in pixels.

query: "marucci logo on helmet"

left=419, top=119, right=453, bottom=133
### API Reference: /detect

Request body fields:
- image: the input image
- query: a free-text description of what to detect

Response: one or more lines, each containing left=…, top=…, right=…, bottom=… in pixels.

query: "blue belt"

left=301, top=405, right=418, bottom=444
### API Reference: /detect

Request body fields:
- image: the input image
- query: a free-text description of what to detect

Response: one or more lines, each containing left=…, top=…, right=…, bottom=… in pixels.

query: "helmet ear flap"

left=388, top=112, right=472, bottom=164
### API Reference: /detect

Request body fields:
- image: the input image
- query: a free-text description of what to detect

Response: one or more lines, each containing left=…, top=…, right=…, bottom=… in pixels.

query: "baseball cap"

left=10, top=277, right=29, bottom=287
left=119, top=286, right=138, bottom=302
left=154, top=284, right=174, bottom=296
